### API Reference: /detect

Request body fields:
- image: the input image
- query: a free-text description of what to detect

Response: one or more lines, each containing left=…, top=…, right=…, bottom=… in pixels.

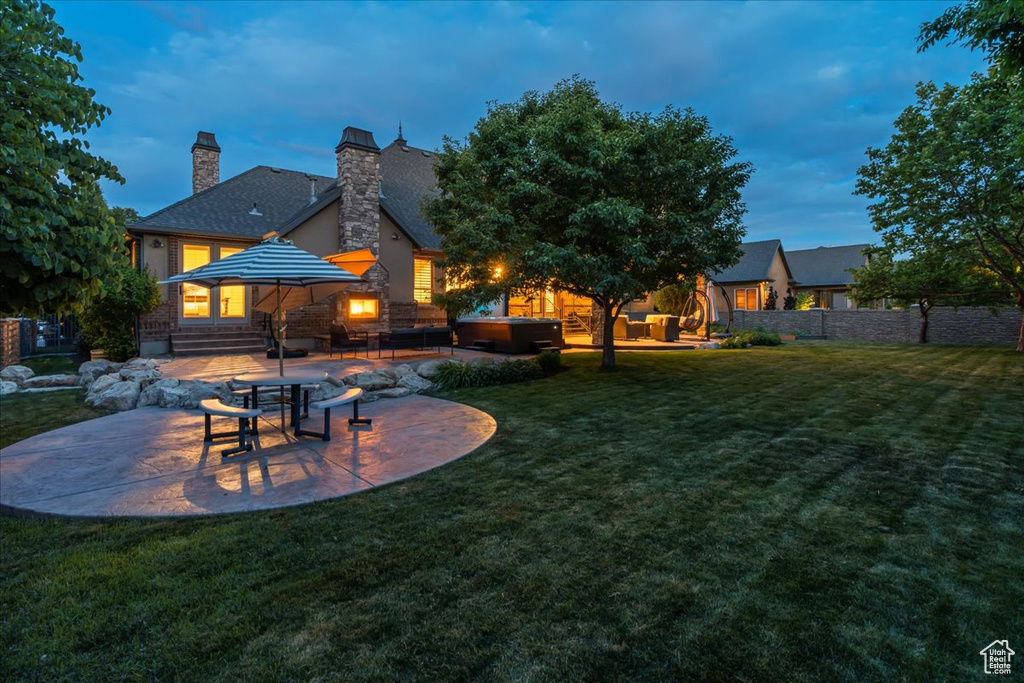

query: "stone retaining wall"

left=729, top=307, right=1022, bottom=346
left=1, top=319, right=20, bottom=368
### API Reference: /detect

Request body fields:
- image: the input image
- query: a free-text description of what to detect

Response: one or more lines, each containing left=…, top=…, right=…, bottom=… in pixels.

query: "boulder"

left=358, top=390, right=379, bottom=403
left=86, top=380, right=141, bottom=412
left=86, top=373, right=120, bottom=400
left=0, top=381, right=18, bottom=396
left=393, top=364, right=416, bottom=378
left=22, top=374, right=80, bottom=389
left=416, top=358, right=458, bottom=379
left=0, top=365, right=34, bottom=386
left=376, top=367, right=399, bottom=381
left=373, top=387, right=411, bottom=399
left=343, top=371, right=396, bottom=391
left=397, top=374, right=433, bottom=393
left=119, top=368, right=162, bottom=388
left=307, top=382, right=357, bottom=403
left=122, top=357, right=158, bottom=371
left=137, top=379, right=181, bottom=407
left=77, top=359, right=121, bottom=381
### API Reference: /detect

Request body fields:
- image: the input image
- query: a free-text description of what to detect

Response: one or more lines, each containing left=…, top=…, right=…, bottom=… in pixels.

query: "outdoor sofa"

left=378, top=326, right=454, bottom=359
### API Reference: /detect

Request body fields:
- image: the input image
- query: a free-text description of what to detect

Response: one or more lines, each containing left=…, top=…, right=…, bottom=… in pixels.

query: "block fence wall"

left=1, top=319, right=20, bottom=368
left=729, top=307, right=1022, bottom=346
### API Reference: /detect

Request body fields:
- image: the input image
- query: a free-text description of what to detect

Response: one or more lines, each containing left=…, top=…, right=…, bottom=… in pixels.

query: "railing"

left=563, top=311, right=592, bottom=335
left=28, top=313, right=80, bottom=355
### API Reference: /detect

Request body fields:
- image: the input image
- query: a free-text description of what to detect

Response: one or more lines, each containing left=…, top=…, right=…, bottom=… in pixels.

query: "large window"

left=414, top=258, right=433, bottom=303
left=219, top=246, right=246, bottom=318
left=182, top=245, right=211, bottom=318
left=734, top=287, right=759, bottom=311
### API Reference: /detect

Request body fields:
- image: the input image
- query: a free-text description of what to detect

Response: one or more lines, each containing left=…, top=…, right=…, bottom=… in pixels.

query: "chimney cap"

left=335, top=126, right=380, bottom=154
left=192, top=131, right=220, bottom=153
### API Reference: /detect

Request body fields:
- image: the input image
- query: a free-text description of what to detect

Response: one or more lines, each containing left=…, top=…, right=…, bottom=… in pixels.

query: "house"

left=786, top=244, right=871, bottom=310
left=129, top=127, right=446, bottom=355
left=708, top=239, right=794, bottom=314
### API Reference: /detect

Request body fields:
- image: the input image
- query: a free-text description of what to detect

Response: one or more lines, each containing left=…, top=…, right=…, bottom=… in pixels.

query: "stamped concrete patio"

left=0, top=394, right=496, bottom=517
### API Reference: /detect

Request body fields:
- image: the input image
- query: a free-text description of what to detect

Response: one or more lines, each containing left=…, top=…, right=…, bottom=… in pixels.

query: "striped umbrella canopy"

left=253, top=248, right=376, bottom=316
left=161, top=237, right=363, bottom=375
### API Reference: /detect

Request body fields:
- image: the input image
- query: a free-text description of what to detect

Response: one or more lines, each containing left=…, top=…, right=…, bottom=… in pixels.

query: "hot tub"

left=456, top=317, right=563, bottom=354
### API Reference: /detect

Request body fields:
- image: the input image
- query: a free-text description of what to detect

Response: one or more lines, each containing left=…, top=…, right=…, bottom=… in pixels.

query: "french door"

left=179, top=243, right=249, bottom=325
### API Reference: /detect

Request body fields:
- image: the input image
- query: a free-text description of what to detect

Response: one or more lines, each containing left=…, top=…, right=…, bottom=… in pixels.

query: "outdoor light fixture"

left=150, top=238, right=164, bottom=248
left=391, top=232, right=400, bottom=240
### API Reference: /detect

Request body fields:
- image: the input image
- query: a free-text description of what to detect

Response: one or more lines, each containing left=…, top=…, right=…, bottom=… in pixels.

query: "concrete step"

left=172, top=337, right=266, bottom=351
left=171, top=343, right=268, bottom=357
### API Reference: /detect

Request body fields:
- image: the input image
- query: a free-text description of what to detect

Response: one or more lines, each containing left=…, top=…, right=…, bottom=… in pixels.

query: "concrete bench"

left=295, top=388, right=371, bottom=441
left=199, top=398, right=262, bottom=456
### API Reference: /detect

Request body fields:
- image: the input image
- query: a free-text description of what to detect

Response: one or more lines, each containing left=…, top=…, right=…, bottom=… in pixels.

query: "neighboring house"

left=709, top=239, right=794, bottom=315
left=786, top=244, right=871, bottom=310
left=129, top=127, right=446, bottom=355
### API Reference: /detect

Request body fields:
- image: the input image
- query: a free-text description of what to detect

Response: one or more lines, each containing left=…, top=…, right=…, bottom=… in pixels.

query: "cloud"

left=60, top=0, right=985, bottom=245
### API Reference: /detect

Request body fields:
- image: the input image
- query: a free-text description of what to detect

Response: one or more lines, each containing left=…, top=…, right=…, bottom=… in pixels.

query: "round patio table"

left=232, top=370, right=328, bottom=435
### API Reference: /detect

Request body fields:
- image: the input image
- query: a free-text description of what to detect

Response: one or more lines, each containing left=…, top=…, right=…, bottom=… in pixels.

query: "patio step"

left=171, top=330, right=267, bottom=356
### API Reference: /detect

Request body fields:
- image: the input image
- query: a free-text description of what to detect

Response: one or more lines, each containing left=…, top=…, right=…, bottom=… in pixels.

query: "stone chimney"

left=191, top=131, right=220, bottom=195
left=335, top=126, right=389, bottom=330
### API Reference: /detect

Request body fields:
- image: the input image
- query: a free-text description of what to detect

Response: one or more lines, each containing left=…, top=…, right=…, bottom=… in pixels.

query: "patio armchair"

left=329, top=323, right=369, bottom=358
left=650, top=315, right=680, bottom=342
left=613, top=316, right=644, bottom=340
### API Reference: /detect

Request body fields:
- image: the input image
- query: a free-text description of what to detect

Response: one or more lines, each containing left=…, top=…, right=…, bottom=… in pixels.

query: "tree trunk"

left=1017, top=293, right=1024, bottom=352
left=918, top=300, right=931, bottom=344
left=601, top=301, right=616, bottom=370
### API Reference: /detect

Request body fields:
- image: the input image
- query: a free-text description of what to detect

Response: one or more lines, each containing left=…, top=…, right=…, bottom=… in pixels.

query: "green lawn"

left=1, top=344, right=1022, bottom=682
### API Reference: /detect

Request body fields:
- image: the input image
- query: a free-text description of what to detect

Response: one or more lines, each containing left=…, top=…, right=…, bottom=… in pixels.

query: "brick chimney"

left=335, top=126, right=389, bottom=330
left=191, top=131, right=220, bottom=194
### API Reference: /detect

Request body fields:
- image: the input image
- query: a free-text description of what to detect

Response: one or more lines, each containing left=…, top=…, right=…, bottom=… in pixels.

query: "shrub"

left=433, top=361, right=476, bottom=389
left=433, top=358, right=545, bottom=389
left=763, top=286, right=778, bottom=310
left=654, top=284, right=692, bottom=316
left=79, top=259, right=162, bottom=362
left=719, top=329, right=782, bottom=349
left=795, top=292, right=816, bottom=310
left=536, top=350, right=561, bottom=374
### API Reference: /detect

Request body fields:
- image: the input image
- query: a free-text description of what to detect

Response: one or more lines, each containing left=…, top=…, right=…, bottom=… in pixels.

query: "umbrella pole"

left=277, top=281, right=286, bottom=431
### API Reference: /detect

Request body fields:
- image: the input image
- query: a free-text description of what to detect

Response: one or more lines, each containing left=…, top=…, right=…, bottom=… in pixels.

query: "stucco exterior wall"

left=380, top=213, right=415, bottom=301
left=288, top=200, right=340, bottom=257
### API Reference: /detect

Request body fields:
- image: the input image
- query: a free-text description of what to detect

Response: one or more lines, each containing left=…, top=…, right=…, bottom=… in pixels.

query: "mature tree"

left=425, top=78, right=752, bottom=368
left=851, top=247, right=1006, bottom=343
left=856, top=73, right=1024, bottom=350
left=918, top=0, right=1024, bottom=76
left=0, top=0, right=124, bottom=316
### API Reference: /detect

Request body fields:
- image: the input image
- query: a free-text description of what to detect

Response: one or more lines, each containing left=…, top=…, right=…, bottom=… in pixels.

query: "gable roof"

left=786, top=244, right=870, bottom=287
left=379, top=141, right=441, bottom=250
left=131, top=166, right=337, bottom=240
left=711, top=239, right=790, bottom=284
left=129, top=142, right=443, bottom=249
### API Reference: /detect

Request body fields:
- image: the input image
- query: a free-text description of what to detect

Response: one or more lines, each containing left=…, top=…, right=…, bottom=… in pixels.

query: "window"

left=414, top=258, right=433, bottom=303
left=182, top=245, right=211, bottom=318
left=219, top=246, right=246, bottom=318
left=734, top=287, right=759, bottom=311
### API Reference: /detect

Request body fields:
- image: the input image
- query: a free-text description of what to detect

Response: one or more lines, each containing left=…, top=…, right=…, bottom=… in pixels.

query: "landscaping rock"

left=309, top=382, right=356, bottom=402
left=119, top=368, right=162, bottom=388
left=376, top=367, right=399, bottom=381
left=122, top=358, right=158, bottom=370
left=343, top=371, right=396, bottom=391
left=86, top=373, right=120, bottom=399
left=22, top=374, right=80, bottom=389
left=397, top=374, right=433, bottom=393
left=0, top=381, right=18, bottom=396
left=86, top=380, right=141, bottom=411
left=137, top=379, right=182, bottom=407
left=416, top=358, right=457, bottom=379
left=77, top=359, right=121, bottom=381
left=372, top=387, right=410, bottom=399
left=393, top=364, right=416, bottom=378
left=358, top=390, right=379, bottom=402
left=0, top=365, right=34, bottom=386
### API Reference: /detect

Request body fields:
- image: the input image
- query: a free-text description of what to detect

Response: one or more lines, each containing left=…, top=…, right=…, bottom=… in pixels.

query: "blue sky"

left=50, top=0, right=983, bottom=249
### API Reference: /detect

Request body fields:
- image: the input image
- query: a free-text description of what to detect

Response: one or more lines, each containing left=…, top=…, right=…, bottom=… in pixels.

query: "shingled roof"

left=786, top=244, right=870, bottom=287
left=711, top=239, right=789, bottom=283
left=129, top=141, right=443, bottom=249
left=379, top=141, right=441, bottom=250
left=130, top=166, right=338, bottom=239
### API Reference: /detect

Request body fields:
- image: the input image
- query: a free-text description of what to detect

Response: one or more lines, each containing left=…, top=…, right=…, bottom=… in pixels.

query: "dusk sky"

left=50, top=0, right=984, bottom=250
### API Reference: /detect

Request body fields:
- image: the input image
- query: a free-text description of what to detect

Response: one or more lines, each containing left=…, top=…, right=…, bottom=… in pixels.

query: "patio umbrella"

left=253, top=248, right=377, bottom=316
left=161, top=237, right=363, bottom=376
left=324, top=248, right=376, bottom=277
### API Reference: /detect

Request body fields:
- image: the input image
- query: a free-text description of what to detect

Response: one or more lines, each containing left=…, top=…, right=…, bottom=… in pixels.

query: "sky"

left=49, top=0, right=985, bottom=250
